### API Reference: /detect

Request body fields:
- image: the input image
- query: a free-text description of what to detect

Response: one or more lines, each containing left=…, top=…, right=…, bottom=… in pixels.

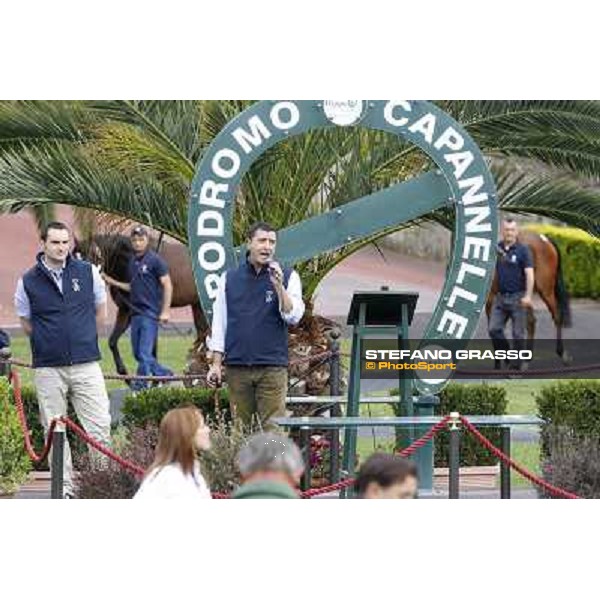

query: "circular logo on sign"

left=323, top=100, right=365, bottom=126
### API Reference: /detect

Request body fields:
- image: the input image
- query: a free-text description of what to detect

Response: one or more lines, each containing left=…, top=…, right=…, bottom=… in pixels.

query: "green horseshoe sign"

left=188, top=101, right=498, bottom=394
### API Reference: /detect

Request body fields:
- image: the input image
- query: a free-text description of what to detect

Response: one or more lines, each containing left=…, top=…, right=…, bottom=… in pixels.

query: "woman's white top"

left=134, top=462, right=212, bottom=500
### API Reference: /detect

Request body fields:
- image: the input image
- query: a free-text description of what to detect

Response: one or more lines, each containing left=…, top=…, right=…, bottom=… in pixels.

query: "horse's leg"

left=538, top=287, right=571, bottom=365
left=109, top=306, right=131, bottom=377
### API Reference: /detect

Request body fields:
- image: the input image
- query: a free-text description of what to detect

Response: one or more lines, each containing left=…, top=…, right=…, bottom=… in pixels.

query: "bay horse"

left=74, top=234, right=208, bottom=377
left=485, top=230, right=572, bottom=364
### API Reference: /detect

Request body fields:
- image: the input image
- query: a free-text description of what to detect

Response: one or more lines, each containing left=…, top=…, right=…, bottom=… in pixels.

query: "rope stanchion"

left=459, top=415, right=580, bottom=499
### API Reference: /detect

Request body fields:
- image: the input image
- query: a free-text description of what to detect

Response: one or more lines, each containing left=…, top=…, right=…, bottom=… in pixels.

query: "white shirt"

left=207, top=269, right=305, bottom=354
left=14, top=259, right=106, bottom=319
left=134, top=463, right=212, bottom=500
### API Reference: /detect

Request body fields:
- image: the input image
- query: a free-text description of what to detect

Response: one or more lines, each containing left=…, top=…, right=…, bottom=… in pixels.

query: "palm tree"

left=1, top=100, right=600, bottom=387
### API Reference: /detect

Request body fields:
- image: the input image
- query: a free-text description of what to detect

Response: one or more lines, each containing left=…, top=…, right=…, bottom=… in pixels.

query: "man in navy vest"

left=102, top=226, right=174, bottom=390
left=207, top=222, right=305, bottom=430
left=489, top=218, right=535, bottom=369
left=14, top=221, right=111, bottom=498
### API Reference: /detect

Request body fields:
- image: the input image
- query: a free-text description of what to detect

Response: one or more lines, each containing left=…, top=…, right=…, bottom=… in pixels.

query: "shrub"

left=75, top=425, right=157, bottom=499
left=525, top=224, right=600, bottom=298
left=198, top=413, right=253, bottom=494
left=539, top=427, right=600, bottom=499
left=121, top=386, right=230, bottom=430
left=391, top=383, right=508, bottom=467
left=75, top=411, right=252, bottom=498
left=0, top=377, right=31, bottom=494
left=435, top=383, right=508, bottom=467
left=535, top=380, right=600, bottom=456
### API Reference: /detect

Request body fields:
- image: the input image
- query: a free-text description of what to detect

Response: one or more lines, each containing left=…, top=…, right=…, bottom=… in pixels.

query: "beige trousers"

left=34, top=362, right=111, bottom=495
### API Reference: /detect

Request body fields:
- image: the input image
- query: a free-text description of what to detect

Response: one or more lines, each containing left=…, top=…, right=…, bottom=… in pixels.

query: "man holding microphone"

left=207, top=222, right=305, bottom=430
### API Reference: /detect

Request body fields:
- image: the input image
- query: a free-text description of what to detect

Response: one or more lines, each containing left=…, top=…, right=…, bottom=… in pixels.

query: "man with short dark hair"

left=14, top=221, right=111, bottom=498
left=233, top=433, right=304, bottom=499
left=207, top=222, right=305, bottom=430
left=102, top=226, right=174, bottom=389
left=355, top=453, right=419, bottom=499
left=489, top=218, right=534, bottom=369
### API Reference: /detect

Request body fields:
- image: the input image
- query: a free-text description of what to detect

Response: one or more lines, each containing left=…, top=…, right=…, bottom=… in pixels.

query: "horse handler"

left=102, top=226, right=174, bottom=390
left=489, top=218, right=535, bottom=369
left=206, top=222, right=305, bottom=431
left=14, top=221, right=112, bottom=498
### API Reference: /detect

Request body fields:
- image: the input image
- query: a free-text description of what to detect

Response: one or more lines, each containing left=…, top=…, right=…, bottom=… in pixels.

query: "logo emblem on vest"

left=72, top=278, right=80, bottom=292
left=266, top=290, right=274, bottom=304
left=141, top=264, right=149, bottom=274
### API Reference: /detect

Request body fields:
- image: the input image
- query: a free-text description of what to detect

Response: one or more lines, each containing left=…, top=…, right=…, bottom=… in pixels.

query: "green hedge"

left=390, top=383, right=507, bottom=467
left=434, top=383, right=508, bottom=467
left=121, top=386, right=231, bottom=429
left=535, top=380, right=600, bottom=456
left=525, top=224, right=600, bottom=298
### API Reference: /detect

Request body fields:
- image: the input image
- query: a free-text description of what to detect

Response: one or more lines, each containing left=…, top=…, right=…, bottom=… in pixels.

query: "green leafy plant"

left=121, top=386, right=230, bottom=429
left=526, top=224, right=600, bottom=298
left=540, top=426, right=600, bottom=499
left=0, top=377, right=31, bottom=494
left=535, top=380, right=600, bottom=456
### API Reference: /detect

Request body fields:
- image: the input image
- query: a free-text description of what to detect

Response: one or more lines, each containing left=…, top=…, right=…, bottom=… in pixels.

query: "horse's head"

left=72, top=236, right=104, bottom=269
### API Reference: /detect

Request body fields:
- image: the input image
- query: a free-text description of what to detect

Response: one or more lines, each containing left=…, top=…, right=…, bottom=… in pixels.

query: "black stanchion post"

left=500, top=427, right=511, bottom=499
left=50, top=429, right=65, bottom=499
left=448, top=413, right=461, bottom=500
left=328, top=330, right=341, bottom=484
left=300, top=426, right=311, bottom=492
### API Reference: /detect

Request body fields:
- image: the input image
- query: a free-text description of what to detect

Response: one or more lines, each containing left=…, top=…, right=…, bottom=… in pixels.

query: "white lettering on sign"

left=196, top=210, right=224, bottom=237
left=212, top=148, right=241, bottom=179
left=198, top=241, right=226, bottom=271
left=233, top=115, right=272, bottom=154
left=382, top=100, right=495, bottom=340
left=270, top=101, right=300, bottom=130
left=437, top=310, right=469, bottom=338
left=383, top=101, right=412, bottom=126
left=195, top=102, right=304, bottom=300
left=199, top=180, right=228, bottom=209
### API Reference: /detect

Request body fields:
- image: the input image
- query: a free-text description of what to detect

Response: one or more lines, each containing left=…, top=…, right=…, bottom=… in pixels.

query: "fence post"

left=328, top=329, right=341, bottom=485
left=448, top=412, right=461, bottom=500
left=413, top=394, right=439, bottom=493
left=50, top=428, right=66, bottom=499
left=500, top=427, right=511, bottom=499
left=300, top=426, right=311, bottom=492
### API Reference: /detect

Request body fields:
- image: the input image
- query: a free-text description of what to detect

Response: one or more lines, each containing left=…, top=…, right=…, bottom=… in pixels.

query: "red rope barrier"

left=11, top=369, right=56, bottom=464
left=459, top=415, right=580, bottom=499
left=8, top=364, right=579, bottom=499
left=299, top=416, right=452, bottom=498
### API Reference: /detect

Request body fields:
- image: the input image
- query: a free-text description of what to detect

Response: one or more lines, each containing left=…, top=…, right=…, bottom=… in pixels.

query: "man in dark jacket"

left=489, top=218, right=535, bottom=369
left=101, top=226, right=174, bottom=390
left=233, top=433, right=304, bottom=499
left=14, top=221, right=111, bottom=498
left=207, top=222, right=305, bottom=430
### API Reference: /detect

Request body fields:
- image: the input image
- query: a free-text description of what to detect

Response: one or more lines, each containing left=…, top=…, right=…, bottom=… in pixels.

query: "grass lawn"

left=9, top=333, right=196, bottom=390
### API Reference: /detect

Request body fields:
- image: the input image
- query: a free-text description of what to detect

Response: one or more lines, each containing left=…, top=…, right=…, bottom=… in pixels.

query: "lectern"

left=342, top=291, right=419, bottom=483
